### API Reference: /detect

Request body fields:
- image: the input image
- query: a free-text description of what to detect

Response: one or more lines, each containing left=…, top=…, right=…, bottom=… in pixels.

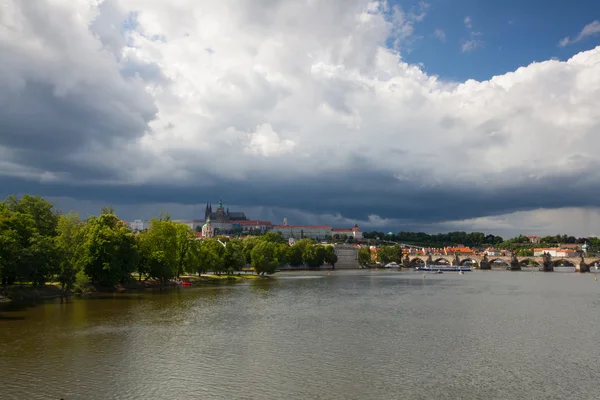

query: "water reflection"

left=2, top=270, right=600, bottom=399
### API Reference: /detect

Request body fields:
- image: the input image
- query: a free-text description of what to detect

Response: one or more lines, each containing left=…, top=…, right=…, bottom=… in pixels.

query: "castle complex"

left=173, top=199, right=361, bottom=240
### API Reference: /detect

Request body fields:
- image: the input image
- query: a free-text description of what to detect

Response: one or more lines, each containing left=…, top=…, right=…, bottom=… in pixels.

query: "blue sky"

left=397, top=0, right=600, bottom=81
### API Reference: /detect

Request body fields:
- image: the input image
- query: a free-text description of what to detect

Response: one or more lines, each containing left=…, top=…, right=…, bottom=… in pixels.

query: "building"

left=272, top=225, right=332, bottom=240
left=176, top=199, right=248, bottom=234
left=443, top=247, right=475, bottom=256
left=233, top=220, right=273, bottom=233
left=331, top=224, right=363, bottom=240
left=533, top=248, right=579, bottom=257
left=484, top=247, right=501, bottom=256
left=527, top=235, right=540, bottom=244
left=272, top=219, right=332, bottom=240
left=204, top=199, right=247, bottom=222
left=559, top=243, right=582, bottom=250
left=201, top=217, right=214, bottom=238
left=129, top=219, right=144, bottom=231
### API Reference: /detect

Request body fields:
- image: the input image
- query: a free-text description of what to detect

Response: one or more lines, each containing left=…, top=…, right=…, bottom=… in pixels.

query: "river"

left=1, top=270, right=600, bottom=399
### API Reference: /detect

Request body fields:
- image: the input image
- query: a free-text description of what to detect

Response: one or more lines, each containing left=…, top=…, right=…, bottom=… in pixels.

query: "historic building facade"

left=176, top=199, right=248, bottom=234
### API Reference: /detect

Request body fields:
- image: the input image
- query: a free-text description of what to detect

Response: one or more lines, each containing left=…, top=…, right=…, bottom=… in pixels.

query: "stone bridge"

left=405, top=254, right=600, bottom=272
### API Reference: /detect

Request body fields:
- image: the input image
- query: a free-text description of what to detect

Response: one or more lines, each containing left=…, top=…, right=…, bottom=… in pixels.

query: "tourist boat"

left=414, top=264, right=471, bottom=272
left=385, top=262, right=401, bottom=269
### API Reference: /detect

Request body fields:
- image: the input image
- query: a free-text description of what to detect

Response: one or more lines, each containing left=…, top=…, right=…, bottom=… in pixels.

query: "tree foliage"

left=251, top=241, right=279, bottom=275
left=357, top=248, right=371, bottom=266
left=82, top=210, right=137, bottom=286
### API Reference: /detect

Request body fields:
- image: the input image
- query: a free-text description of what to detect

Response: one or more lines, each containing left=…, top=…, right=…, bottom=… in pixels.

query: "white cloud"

left=244, top=123, right=296, bottom=157
left=559, top=20, right=600, bottom=47
left=460, top=15, right=484, bottom=51
left=464, top=16, right=472, bottom=29
left=434, top=29, right=446, bottom=42
left=3, top=1, right=600, bottom=234
left=461, top=39, right=483, bottom=52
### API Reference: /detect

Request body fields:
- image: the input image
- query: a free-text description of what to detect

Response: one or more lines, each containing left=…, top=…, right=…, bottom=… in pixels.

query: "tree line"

left=363, top=231, right=599, bottom=250
left=0, top=195, right=337, bottom=294
left=362, top=231, right=504, bottom=247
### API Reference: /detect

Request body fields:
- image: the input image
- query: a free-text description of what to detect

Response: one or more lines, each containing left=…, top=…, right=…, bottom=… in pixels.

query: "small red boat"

left=181, top=281, right=192, bottom=286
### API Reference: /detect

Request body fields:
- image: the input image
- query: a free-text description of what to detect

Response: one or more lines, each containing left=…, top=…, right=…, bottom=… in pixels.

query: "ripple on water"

left=1, top=271, right=600, bottom=399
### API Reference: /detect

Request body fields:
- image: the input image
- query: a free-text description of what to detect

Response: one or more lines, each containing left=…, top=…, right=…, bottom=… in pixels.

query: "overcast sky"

left=2, top=0, right=600, bottom=238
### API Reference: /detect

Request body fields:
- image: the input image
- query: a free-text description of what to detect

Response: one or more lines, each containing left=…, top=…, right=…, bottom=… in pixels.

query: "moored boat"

left=414, top=264, right=471, bottom=272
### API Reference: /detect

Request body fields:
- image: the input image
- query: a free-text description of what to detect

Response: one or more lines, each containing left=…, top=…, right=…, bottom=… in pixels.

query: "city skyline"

left=2, top=1, right=600, bottom=237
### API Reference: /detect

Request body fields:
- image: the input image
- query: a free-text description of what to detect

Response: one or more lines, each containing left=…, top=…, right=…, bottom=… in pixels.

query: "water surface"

left=1, top=270, right=600, bottom=399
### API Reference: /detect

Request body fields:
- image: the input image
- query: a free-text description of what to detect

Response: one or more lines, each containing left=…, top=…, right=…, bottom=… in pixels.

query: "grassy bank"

left=1, top=273, right=266, bottom=303
left=2, top=283, right=63, bottom=302
left=185, top=274, right=263, bottom=283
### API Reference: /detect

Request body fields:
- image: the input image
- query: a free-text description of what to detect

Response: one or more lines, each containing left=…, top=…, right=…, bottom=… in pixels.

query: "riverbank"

left=1, top=274, right=267, bottom=303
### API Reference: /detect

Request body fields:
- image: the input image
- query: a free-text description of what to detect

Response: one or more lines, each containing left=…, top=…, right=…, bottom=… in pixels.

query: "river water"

left=1, top=270, right=600, bottom=400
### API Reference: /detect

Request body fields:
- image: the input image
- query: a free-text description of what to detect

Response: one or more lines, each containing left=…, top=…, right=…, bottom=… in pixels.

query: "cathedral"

left=204, top=199, right=248, bottom=223
left=175, top=199, right=248, bottom=234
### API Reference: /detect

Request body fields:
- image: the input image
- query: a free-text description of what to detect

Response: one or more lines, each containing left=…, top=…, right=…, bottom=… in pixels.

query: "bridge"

left=405, top=254, right=600, bottom=272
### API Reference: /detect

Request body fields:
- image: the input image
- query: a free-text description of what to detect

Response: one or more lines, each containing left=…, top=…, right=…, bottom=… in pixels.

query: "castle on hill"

left=171, top=198, right=361, bottom=239
left=204, top=199, right=247, bottom=223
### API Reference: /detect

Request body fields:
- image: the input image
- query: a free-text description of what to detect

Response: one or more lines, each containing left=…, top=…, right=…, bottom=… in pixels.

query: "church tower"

left=202, top=216, right=214, bottom=238
left=216, top=198, right=225, bottom=221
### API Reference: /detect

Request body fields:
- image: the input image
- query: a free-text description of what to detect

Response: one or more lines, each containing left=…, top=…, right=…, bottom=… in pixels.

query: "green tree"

left=261, top=231, right=286, bottom=244
left=223, top=239, right=246, bottom=274
left=242, top=237, right=261, bottom=265
left=286, top=239, right=312, bottom=266
left=82, top=210, right=137, bottom=286
left=250, top=241, right=279, bottom=275
left=0, top=195, right=60, bottom=287
left=324, top=246, right=338, bottom=269
left=302, top=244, right=326, bottom=268
left=274, top=243, right=289, bottom=266
left=136, top=216, right=184, bottom=288
left=199, top=238, right=227, bottom=275
left=358, top=247, right=371, bottom=266
left=55, top=212, right=88, bottom=293
left=377, top=245, right=402, bottom=264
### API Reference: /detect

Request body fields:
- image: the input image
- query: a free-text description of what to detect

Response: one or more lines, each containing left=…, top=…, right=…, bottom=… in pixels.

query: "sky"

left=1, top=0, right=600, bottom=238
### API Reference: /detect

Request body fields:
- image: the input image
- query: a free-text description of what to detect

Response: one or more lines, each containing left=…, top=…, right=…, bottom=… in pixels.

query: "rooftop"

left=273, top=225, right=332, bottom=229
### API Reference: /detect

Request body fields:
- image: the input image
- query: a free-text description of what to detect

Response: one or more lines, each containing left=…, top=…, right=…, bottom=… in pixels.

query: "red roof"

left=273, top=225, right=332, bottom=229
left=235, top=220, right=272, bottom=226
left=332, top=228, right=360, bottom=232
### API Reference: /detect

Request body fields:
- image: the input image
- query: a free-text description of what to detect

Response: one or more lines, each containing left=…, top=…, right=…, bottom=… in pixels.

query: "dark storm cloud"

left=2, top=168, right=600, bottom=227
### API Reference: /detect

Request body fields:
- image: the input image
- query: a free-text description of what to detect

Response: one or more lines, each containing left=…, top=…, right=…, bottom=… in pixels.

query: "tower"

left=216, top=198, right=225, bottom=220
left=202, top=216, right=214, bottom=238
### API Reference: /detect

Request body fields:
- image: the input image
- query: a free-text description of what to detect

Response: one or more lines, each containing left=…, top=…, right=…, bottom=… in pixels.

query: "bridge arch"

left=411, top=257, right=425, bottom=265
left=519, top=258, right=539, bottom=266
left=433, top=258, right=451, bottom=265
left=459, top=258, right=476, bottom=266
left=488, top=258, right=508, bottom=266
left=552, top=259, right=575, bottom=267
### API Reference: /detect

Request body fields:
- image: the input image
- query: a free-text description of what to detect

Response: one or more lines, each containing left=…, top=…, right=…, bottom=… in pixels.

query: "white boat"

left=385, top=262, right=401, bottom=268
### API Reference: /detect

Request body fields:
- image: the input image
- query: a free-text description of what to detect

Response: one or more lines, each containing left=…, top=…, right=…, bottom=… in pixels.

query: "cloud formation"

left=461, top=15, right=484, bottom=52
left=434, top=29, right=446, bottom=42
left=559, top=20, right=600, bottom=47
left=2, top=0, right=600, bottom=235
